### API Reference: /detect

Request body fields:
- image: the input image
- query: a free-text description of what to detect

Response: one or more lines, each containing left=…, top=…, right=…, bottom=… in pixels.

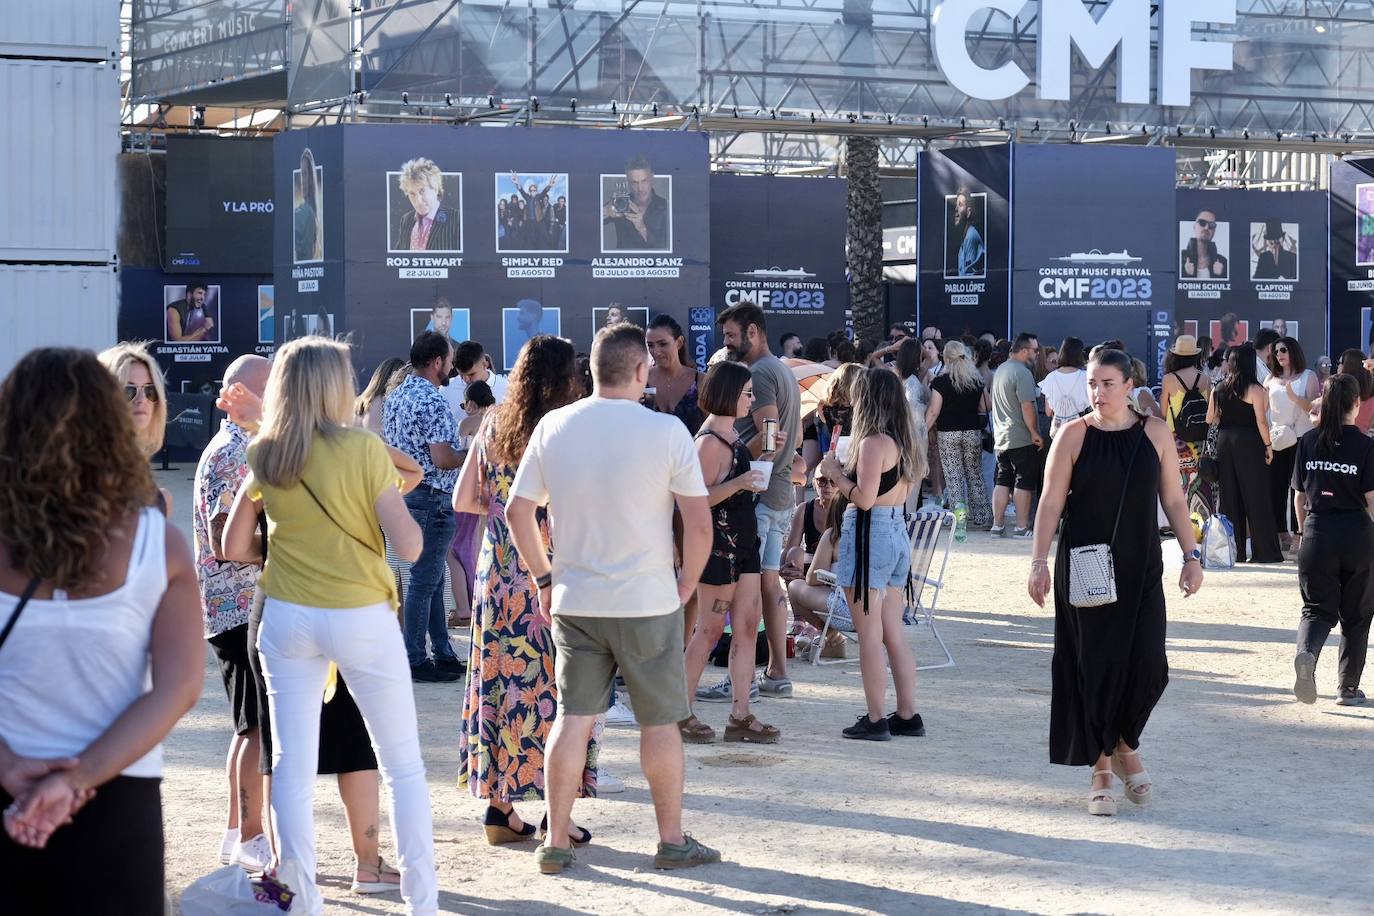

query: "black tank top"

left=802, top=499, right=824, bottom=553
left=696, top=429, right=754, bottom=514
left=1218, top=389, right=1258, bottom=429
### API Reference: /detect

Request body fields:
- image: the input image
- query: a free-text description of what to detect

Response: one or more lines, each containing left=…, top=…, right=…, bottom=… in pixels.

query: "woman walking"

left=452, top=336, right=596, bottom=846
left=1161, top=336, right=1213, bottom=523
left=1209, top=344, right=1282, bottom=563
left=680, top=362, right=772, bottom=745
left=1291, top=374, right=1374, bottom=707
left=1039, top=337, right=1089, bottom=438
left=1266, top=337, right=1318, bottom=549
left=926, top=340, right=992, bottom=527
left=819, top=367, right=927, bottom=741
left=1028, top=347, right=1204, bottom=815
left=0, top=349, right=202, bottom=910
left=222, top=338, right=436, bottom=915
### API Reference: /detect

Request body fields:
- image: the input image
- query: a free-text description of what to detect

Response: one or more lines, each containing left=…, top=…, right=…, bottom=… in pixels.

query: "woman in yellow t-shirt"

left=222, top=337, right=436, bottom=916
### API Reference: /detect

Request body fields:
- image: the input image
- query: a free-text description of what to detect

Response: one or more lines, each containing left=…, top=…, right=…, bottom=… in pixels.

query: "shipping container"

left=0, top=264, right=119, bottom=375
left=0, top=0, right=118, bottom=60
left=0, top=59, right=119, bottom=262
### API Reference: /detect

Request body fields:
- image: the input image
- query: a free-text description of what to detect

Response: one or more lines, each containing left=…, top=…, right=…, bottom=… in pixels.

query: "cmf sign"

left=932, top=0, right=1236, bottom=106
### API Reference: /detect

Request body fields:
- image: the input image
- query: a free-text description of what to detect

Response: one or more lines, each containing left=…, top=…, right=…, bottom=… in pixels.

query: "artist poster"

left=1174, top=190, right=1327, bottom=360
left=1011, top=144, right=1177, bottom=380
left=709, top=174, right=849, bottom=348
left=917, top=145, right=1010, bottom=340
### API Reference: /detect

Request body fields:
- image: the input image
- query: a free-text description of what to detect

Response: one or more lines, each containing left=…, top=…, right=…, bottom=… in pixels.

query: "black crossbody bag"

left=300, top=480, right=386, bottom=560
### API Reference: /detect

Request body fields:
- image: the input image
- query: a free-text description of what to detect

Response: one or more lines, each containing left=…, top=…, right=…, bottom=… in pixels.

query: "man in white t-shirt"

left=507, top=324, right=716, bottom=875
left=443, top=340, right=509, bottom=422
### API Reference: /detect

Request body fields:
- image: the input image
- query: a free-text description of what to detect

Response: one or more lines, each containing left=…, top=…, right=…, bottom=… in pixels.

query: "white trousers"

left=258, top=598, right=437, bottom=915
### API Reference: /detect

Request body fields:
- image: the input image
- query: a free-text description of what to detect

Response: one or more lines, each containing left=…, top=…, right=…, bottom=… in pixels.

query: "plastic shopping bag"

left=179, top=866, right=296, bottom=915
left=1200, top=513, right=1236, bottom=569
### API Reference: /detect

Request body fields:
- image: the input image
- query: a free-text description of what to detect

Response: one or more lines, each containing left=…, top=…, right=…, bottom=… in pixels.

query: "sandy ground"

left=155, top=468, right=1373, bottom=915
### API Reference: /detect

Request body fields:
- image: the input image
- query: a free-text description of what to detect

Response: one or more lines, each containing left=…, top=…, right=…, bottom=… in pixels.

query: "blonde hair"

left=941, top=340, right=981, bottom=393
left=848, top=367, right=926, bottom=483
left=398, top=158, right=444, bottom=195
left=251, top=337, right=357, bottom=488
left=825, top=362, right=864, bottom=407
left=98, top=341, right=167, bottom=457
left=1130, top=357, right=1148, bottom=388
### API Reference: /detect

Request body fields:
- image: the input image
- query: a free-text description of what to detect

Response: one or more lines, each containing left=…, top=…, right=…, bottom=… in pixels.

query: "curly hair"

left=0, top=348, right=157, bottom=590
left=487, top=335, right=581, bottom=464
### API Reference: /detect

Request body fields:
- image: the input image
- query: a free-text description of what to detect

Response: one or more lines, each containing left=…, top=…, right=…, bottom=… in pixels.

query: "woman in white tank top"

left=0, top=348, right=202, bottom=912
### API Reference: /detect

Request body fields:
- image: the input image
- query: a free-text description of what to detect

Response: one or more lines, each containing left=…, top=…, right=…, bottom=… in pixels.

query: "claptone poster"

left=1011, top=144, right=1177, bottom=380
left=274, top=125, right=709, bottom=377
left=918, top=146, right=1010, bottom=340
left=1174, top=190, right=1327, bottom=360
left=1330, top=157, right=1374, bottom=354
left=709, top=174, right=849, bottom=348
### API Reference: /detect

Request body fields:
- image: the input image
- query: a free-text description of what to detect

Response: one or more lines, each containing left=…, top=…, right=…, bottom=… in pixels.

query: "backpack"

left=1169, top=372, right=1210, bottom=443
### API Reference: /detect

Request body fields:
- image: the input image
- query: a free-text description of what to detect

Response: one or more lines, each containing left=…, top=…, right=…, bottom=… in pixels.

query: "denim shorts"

left=754, top=500, right=794, bottom=571
left=833, top=505, right=912, bottom=591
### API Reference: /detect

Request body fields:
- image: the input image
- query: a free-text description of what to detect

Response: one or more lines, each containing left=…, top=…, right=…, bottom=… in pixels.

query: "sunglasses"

left=1196, top=218, right=1217, bottom=229
left=889, top=333, right=907, bottom=342
left=124, top=384, right=159, bottom=403
left=816, top=476, right=835, bottom=487
left=1276, top=346, right=1289, bottom=354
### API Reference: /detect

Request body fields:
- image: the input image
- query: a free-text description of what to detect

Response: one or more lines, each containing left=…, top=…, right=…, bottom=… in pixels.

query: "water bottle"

left=954, top=501, right=968, bottom=542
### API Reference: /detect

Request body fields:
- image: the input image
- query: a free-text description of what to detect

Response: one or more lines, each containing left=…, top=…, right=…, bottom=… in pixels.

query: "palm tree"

left=845, top=136, right=883, bottom=344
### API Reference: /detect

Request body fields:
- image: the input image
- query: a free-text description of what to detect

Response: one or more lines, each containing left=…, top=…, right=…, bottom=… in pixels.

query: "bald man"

left=193, top=354, right=274, bottom=869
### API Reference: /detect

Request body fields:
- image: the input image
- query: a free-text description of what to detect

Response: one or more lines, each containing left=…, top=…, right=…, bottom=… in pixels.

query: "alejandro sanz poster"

left=1011, top=144, right=1177, bottom=380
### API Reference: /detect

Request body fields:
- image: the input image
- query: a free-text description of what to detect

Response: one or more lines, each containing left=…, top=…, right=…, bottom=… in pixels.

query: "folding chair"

left=808, top=568, right=860, bottom=666
left=905, top=509, right=956, bottom=671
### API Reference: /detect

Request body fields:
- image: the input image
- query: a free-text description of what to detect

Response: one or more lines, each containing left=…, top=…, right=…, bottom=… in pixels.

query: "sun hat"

left=1170, top=334, right=1201, bottom=356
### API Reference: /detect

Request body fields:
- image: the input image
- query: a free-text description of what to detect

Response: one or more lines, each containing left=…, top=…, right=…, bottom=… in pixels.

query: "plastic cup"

left=834, top=436, right=853, bottom=464
left=749, top=460, right=772, bottom=491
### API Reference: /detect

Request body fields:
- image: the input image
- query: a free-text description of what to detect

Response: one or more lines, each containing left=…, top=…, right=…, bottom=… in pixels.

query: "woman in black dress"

left=1209, top=344, right=1283, bottom=563
left=1028, top=348, right=1204, bottom=816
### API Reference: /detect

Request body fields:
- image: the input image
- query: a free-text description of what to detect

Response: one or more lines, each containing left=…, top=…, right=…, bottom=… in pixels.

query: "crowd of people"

left=2, top=307, right=1372, bottom=914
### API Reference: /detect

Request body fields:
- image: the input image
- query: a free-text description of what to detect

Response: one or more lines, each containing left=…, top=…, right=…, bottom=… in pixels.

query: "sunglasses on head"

left=124, top=384, right=159, bottom=403
left=1196, top=218, right=1217, bottom=229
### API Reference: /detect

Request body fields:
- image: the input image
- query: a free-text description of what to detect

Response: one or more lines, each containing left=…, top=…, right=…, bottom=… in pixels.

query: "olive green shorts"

left=551, top=610, right=689, bottom=726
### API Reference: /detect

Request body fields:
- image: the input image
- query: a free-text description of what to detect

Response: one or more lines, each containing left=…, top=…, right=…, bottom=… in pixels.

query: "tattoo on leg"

left=238, top=786, right=249, bottom=820
left=364, top=824, right=378, bottom=840
left=710, top=599, right=731, bottom=616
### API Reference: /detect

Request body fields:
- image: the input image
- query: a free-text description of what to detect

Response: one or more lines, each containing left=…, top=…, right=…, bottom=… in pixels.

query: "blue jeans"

left=402, top=486, right=458, bottom=668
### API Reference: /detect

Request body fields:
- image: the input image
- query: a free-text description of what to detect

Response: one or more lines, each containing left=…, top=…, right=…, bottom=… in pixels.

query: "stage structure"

left=128, top=0, right=1374, bottom=180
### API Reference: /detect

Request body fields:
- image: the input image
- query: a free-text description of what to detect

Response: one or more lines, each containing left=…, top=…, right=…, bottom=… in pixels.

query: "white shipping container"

left=0, top=0, right=118, bottom=60
left=0, top=264, right=119, bottom=376
left=0, top=59, right=119, bottom=261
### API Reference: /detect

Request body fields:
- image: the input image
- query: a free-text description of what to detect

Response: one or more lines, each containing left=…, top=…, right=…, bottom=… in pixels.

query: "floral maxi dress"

left=458, top=423, right=598, bottom=801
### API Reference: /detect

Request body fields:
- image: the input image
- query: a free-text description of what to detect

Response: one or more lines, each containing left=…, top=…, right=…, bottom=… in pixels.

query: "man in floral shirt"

left=192, top=354, right=273, bottom=869
left=384, top=331, right=466, bottom=682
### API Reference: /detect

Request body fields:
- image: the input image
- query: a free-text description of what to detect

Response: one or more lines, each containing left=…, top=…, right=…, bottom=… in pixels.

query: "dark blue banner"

left=274, top=125, right=710, bottom=378
left=1011, top=145, right=1177, bottom=380
left=918, top=145, right=1010, bottom=340
left=1329, top=158, right=1374, bottom=355
left=708, top=174, right=849, bottom=350
left=1175, top=189, right=1328, bottom=361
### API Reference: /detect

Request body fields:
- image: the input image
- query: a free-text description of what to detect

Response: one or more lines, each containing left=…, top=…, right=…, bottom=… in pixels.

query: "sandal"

left=483, top=805, right=537, bottom=845
left=350, top=856, right=401, bottom=894
left=1087, top=768, right=1117, bottom=816
left=1110, top=750, right=1153, bottom=806
left=723, top=712, right=780, bottom=744
left=678, top=715, right=717, bottom=744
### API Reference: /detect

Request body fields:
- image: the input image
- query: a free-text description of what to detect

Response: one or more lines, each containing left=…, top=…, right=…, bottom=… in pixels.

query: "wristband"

left=535, top=572, right=552, bottom=589
left=1031, top=558, right=1049, bottom=568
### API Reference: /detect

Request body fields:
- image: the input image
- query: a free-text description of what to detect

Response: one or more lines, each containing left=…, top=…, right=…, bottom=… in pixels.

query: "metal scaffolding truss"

left=126, top=0, right=1374, bottom=181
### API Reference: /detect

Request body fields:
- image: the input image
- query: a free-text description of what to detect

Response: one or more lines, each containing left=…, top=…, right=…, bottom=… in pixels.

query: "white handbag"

left=1270, top=422, right=1297, bottom=451
left=1067, top=421, right=1147, bottom=609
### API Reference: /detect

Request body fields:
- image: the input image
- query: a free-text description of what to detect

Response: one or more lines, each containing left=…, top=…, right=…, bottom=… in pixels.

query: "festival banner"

left=1011, top=144, right=1177, bottom=380
left=709, top=174, right=849, bottom=348
left=917, top=145, right=1011, bottom=340
left=1174, top=190, right=1327, bottom=361
left=165, top=136, right=276, bottom=274
left=1329, top=157, right=1374, bottom=355
left=273, top=125, right=710, bottom=377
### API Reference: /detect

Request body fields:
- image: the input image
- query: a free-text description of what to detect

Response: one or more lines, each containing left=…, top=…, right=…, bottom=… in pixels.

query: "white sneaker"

left=605, top=696, right=636, bottom=727
left=219, top=827, right=240, bottom=865
left=233, top=832, right=274, bottom=872
left=596, top=767, right=626, bottom=794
